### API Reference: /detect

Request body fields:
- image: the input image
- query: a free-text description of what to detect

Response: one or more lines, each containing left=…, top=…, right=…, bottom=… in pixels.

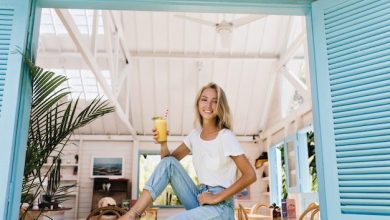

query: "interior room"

left=4, top=1, right=387, bottom=220
left=34, top=8, right=315, bottom=220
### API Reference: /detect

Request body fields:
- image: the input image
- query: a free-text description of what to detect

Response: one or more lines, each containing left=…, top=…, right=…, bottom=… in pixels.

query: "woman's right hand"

left=152, top=128, right=168, bottom=144
left=152, top=128, right=159, bottom=144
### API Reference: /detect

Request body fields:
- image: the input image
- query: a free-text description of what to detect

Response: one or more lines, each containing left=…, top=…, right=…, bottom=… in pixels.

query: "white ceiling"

left=36, top=8, right=310, bottom=138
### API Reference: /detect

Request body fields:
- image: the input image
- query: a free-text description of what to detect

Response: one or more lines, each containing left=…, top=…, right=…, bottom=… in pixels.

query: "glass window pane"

left=138, top=154, right=198, bottom=207
left=307, top=131, right=318, bottom=192
left=278, top=143, right=288, bottom=200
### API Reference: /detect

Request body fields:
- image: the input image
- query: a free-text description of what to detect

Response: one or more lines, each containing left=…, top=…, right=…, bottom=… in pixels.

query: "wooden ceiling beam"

left=110, top=11, right=133, bottom=64
left=102, top=10, right=127, bottom=99
left=102, top=11, right=116, bottom=78
left=90, top=10, right=99, bottom=56
left=55, top=9, right=138, bottom=139
left=276, top=31, right=306, bottom=71
left=281, top=66, right=309, bottom=101
left=259, top=30, right=306, bottom=130
left=258, top=69, right=279, bottom=131
left=38, top=50, right=305, bottom=61
left=110, top=11, right=133, bottom=99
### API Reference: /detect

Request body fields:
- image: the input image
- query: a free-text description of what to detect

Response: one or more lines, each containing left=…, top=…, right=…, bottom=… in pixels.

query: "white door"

left=309, top=0, right=390, bottom=219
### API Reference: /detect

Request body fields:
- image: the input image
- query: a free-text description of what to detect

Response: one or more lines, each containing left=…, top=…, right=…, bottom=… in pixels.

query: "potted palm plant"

left=40, top=158, right=76, bottom=210
left=19, top=55, right=115, bottom=220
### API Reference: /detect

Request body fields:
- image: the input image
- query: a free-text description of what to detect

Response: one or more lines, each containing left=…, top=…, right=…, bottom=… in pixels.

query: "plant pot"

left=41, top=196, right=59, bottom=209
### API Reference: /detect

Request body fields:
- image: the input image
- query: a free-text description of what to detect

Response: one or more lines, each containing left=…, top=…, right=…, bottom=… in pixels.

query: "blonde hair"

left=194, top=82, right=232, bottom=129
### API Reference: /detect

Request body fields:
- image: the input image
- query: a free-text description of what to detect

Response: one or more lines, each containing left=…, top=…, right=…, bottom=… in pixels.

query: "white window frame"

left=270, top=127, right=316, bottom=204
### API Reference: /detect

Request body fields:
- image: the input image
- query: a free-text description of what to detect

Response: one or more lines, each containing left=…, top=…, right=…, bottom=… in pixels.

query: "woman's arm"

left=153, top=128, right=190, bottom=160
left=198, top=154, right=257, bottom=205
left=171, top=143, right=191, bottom=160
left=160, top=142, right=190, bottom=159
left=160, top=142, right=190, bottom=160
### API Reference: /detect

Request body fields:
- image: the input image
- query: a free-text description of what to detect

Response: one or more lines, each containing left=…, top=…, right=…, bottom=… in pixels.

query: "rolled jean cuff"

left=144, top=185, right=158, bottom=200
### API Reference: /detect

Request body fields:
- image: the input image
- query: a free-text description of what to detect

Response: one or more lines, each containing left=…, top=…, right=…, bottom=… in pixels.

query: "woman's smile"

left=198, top=88, right=218, bottom=120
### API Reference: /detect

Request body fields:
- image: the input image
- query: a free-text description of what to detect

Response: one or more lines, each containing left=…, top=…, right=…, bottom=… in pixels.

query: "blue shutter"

left=311, top=0, right=390, bottom=219
left=0, top=1, right=32, bottom=220
left=0, top=8, right=13, bottom=116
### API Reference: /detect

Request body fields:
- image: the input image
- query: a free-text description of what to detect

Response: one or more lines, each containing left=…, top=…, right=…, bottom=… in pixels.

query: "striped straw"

left=164, top=109, right=169, bottom=119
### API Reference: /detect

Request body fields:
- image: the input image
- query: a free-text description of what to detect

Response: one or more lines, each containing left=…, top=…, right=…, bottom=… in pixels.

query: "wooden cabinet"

left=91, top=178, right=131, bottom=210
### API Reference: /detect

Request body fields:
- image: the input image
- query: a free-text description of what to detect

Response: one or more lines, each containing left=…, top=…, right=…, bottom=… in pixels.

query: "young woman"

left=119, top=82, right=256, bottom=220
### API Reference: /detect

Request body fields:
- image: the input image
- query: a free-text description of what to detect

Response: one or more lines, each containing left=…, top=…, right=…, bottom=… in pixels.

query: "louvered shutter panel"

left=0, top=1, right=31, bottom=220
left=312, top=0, right=390, bottom=219
left=0, top=8, right=13, bottom=117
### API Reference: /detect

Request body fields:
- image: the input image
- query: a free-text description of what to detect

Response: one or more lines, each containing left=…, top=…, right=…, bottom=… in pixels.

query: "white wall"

left=76, top=140, right=133, bottom=218
left=238, top=142, right=269, bottom=209
left=258, top=108, right=315, bottom=217
left=67, top=106, right=314, bottom=219
left=67, top=137, right=264, bottom=219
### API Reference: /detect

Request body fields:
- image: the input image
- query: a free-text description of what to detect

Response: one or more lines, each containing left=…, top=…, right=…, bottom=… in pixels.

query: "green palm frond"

left=24, top=62, right=114, bottom=179
left=307, top=131, right=318, bottom=192
left=20, top=55, right=115, bottom=218
left=52, top=184, right=77, bottom=203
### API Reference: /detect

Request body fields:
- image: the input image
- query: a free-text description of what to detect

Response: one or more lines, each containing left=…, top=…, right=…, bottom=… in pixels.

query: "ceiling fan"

left=175, top=14, right=267, bottom=48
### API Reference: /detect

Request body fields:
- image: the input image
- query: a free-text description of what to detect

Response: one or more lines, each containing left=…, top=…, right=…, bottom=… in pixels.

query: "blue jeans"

left=144, top=156, right=234, bottom=220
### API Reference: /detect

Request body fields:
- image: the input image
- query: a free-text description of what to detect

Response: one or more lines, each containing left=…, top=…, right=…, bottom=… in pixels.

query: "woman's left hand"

left=198, top=192, right=219, bottom=205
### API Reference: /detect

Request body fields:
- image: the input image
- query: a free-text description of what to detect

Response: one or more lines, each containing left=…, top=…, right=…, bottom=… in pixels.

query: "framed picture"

left=234, top=186, right=250, bottom=200
left=91, top=156, right=124, bottom=178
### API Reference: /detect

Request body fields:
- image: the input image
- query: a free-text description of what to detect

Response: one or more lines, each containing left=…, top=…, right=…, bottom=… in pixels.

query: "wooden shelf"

left=43, top=163, right=78, bottom=167
left=61, top=163, right=79, bottom=167
left=91, top=178, right=131, bottom=210
left=41, top=148, right=80, bottom=220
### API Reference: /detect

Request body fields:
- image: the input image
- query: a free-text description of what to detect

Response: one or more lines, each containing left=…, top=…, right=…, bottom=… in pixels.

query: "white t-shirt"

left=183, top=128, right=245, bottom=188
